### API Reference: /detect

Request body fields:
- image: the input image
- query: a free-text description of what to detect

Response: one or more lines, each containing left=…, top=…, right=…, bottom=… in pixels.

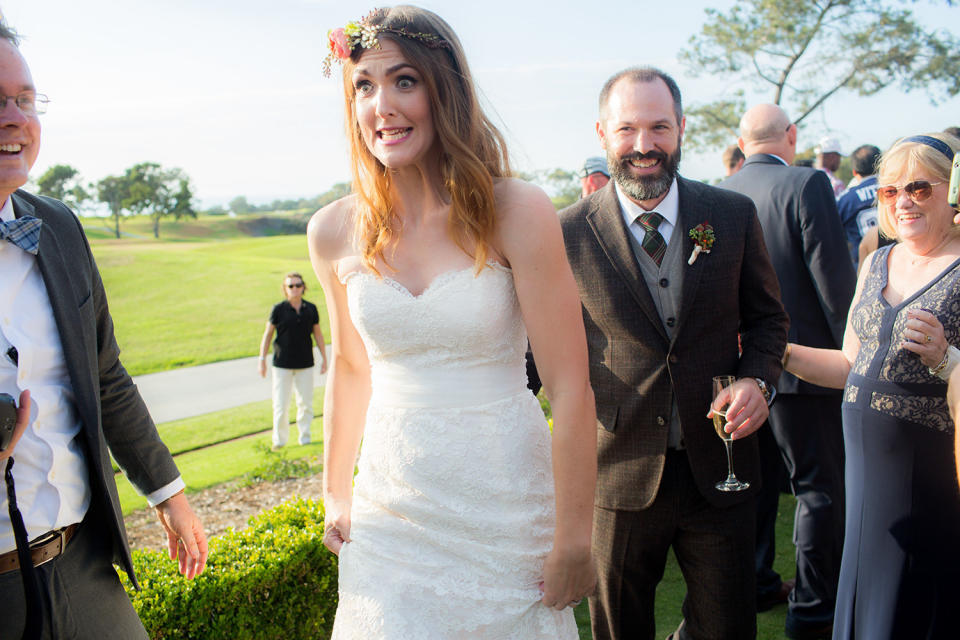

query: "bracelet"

left=929, top=348, right=950, bottom=377
left=781, top=343, right=792, bottom=369
left=258, top=356, right=266, bottom=361
left=930, top=345, right=960, bottom=380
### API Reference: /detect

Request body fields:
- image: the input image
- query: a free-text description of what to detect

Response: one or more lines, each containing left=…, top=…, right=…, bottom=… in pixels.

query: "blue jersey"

left=836, top=175, right=878, bottom=266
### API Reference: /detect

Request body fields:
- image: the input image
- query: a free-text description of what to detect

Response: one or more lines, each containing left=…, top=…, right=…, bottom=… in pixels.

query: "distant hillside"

left=80, top=211, right=313, bottom=242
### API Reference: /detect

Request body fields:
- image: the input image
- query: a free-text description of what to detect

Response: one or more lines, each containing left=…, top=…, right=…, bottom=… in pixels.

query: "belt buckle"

left=31, top=526, right=67, bottom=567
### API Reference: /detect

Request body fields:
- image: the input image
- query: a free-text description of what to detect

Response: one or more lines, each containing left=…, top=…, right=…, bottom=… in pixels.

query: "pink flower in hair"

left=328, top=28, right=351, bottom=60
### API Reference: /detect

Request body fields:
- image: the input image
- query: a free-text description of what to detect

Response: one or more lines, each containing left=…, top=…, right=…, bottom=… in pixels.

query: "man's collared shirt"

left=615, top=177, right=680, bottom=248
left=613, top=178, right=684, bottom=448
left=0, top=196, right=182, bottom=553
left=0, top=196, right=90, bottom=553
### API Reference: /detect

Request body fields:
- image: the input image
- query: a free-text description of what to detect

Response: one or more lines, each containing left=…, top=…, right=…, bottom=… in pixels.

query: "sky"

left=3, top=0, right=959, bottom=207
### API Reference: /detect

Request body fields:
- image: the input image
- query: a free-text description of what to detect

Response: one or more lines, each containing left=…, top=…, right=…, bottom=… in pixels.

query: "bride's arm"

left=308, top=200, right=371, bottom=555
left=494, top=179, right=597, bottom=610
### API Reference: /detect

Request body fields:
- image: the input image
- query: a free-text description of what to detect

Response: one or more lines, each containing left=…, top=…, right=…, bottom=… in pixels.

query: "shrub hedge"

left=120, top=497, right=338, bottom=640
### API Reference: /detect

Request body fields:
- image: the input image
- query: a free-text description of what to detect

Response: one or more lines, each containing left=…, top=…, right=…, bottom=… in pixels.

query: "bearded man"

left=559, top=67, right=788, bottom=640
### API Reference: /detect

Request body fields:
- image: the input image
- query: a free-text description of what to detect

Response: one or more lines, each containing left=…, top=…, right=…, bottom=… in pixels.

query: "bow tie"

left=0, top=215, right=42, bottom=255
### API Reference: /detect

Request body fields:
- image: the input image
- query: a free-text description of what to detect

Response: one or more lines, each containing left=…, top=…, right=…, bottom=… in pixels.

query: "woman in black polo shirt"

left=258, top=272, right=327, bottom=449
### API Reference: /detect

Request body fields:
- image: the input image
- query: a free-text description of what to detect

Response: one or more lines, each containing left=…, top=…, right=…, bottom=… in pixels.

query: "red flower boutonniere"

left=687, top=222, right=715, bottom=265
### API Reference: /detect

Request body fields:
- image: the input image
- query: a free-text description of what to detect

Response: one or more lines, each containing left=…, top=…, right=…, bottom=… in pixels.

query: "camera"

left=0, top=393, right=17, bottom=452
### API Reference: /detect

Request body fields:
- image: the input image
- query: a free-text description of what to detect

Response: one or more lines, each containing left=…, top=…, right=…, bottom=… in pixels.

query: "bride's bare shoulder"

left=308, top=194, right=357, bottom=261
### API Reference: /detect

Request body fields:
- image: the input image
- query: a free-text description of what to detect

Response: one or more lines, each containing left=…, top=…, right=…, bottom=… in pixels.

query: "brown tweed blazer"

left=559, top=177, right=788, bottom=510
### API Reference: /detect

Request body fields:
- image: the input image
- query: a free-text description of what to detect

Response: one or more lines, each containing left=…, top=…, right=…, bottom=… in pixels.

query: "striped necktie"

left=636, top=211, right=666, bottom=266
left=0, top=216, right=42, bottom=255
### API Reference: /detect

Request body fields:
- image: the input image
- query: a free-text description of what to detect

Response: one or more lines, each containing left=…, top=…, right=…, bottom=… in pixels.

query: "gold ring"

left=926, top=334, right=933, bottom=343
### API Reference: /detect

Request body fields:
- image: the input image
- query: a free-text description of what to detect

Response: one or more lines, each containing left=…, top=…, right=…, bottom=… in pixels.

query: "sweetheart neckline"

left=343, top=261, right=511, bottom=299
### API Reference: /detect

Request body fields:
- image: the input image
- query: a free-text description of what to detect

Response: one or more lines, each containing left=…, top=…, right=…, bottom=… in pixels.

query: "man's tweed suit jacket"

left=559, top=177, right=788, bottom=509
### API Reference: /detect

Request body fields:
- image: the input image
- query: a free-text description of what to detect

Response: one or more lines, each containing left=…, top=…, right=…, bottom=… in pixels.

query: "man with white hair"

left=720, top=104, right=855, bottom=640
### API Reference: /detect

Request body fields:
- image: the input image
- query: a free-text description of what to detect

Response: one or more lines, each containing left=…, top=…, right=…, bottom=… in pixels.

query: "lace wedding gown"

left=330, top=262, right=577, bottom=639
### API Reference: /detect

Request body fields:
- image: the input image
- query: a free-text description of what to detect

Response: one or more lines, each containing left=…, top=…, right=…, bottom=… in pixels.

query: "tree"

left=94, top=163, right=197, bottom=239
left=515, top=168, right=581, bottom=210
left=95, top=174, right=129, bottom=239
left=229, top=195, right=252, bottom=215
left=36, top=164, right=90, bottom=213
left=679, top=0, right=960, bottom=149
left=121, top=162, right=197, bottom=238
left=315, top=182, right=351, bottom=209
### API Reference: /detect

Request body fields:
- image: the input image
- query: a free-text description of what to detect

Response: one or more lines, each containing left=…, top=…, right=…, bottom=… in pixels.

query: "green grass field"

left=86, top=216, right=329, bottom=376
left=114, top=394, right=324, bottom=513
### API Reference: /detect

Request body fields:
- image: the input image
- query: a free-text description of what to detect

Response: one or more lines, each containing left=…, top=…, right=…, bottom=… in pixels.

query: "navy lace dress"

left=835, top=245, right=960, bottom=639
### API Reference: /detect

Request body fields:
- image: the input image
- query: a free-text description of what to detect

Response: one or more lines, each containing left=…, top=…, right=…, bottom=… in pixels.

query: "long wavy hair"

left=340, top=5, right=511, bottom=274
left=876, top=132, right=960, bottom=241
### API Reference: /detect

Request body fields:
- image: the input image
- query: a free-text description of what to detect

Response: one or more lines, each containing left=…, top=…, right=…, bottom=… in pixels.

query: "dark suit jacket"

left=719, top=154, right=856, bottom=395
left=560, top=178, right=788, bottom=510
left=12, top=189, right=179, bottom=588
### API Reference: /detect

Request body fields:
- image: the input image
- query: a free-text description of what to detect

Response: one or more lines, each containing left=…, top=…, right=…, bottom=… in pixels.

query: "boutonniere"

left=687, top=222, right=715, bottom=265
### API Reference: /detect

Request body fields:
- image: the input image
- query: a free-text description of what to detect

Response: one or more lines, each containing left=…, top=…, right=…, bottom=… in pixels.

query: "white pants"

left=271, top=366, right=314, bottom=446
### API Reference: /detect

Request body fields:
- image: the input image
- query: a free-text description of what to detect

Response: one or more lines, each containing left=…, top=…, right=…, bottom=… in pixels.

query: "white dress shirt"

left=615, top=178, right=680, bottom=247
left=0, top=197, right=181, bottom=554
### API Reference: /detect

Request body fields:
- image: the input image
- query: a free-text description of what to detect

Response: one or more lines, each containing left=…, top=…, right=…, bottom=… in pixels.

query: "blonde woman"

left=308, top=6, right=595, bottom=638
left=783, top=132, right=960, bottom=639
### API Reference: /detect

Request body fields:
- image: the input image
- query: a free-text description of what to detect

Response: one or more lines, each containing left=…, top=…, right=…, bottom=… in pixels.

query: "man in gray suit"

left=560, top=68, right=788, bottom=640
left=0, top=22, right=207, bottom=640
left=720, top=104, right=855, bottom=640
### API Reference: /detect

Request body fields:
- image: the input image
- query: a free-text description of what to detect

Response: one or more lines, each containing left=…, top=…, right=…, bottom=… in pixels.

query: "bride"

left=307, top=5, right=596, bottom=638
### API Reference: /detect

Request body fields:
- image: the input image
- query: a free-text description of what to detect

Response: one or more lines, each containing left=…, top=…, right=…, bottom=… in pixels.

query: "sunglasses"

left=286, top=282, right=304, bottom=289
left=876, top=180, right=944, bottom=205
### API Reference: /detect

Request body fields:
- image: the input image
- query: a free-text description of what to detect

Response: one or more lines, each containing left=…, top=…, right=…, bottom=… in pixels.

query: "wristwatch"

left=753, top=377, right=774, bottom=405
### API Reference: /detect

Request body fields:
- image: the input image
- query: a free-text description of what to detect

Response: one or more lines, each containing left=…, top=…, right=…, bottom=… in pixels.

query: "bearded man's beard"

left=607, top=145, right=681, bottom=202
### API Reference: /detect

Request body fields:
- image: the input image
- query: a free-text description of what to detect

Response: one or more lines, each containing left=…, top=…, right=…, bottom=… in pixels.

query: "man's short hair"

left=722, top=144, right=744, bottom=170
left=0, top=19, right=20, bottom=47
left=598, top=66, right=682, bottom=126
left=851, top=144, right=881, bottom=177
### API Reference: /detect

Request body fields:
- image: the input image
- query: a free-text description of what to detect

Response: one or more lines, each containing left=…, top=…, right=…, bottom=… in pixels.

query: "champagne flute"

left=712, top=375, right=750, bottom=492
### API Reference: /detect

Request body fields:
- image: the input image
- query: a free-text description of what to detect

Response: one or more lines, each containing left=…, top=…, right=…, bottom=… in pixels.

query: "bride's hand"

left=323, top=500, right=352, bottom=555
left=540, top=543, right=596, bottom=611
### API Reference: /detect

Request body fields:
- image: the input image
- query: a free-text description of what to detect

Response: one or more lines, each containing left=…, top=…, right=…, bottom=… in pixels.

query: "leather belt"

left=0, top=523, right=79, bottom=575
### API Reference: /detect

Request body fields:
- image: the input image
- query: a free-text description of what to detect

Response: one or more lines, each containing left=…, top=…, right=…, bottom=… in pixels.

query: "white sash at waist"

left=369, top=361, right=528, bottom=408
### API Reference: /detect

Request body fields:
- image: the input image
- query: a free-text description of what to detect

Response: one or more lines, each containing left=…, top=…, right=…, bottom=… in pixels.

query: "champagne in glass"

left=713, top=409, right=732, bottom=441
left=712, top=375, right=749, bottom=492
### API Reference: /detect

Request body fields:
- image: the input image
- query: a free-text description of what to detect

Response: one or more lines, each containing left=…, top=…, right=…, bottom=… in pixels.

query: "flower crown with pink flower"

left=322, top=10, right=451, bottom=78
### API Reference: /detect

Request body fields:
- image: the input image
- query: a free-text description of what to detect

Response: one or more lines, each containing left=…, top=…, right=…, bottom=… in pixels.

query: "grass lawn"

left=115, top=394, right=323, bottom=514
left=82, top=211, right=312, bottom=242
left=115, top=432, right=324, bottom=516
left=88, top=229, right=329, bottom=376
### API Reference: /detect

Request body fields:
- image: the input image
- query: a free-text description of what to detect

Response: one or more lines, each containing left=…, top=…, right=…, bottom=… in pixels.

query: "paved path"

left=133, top=346, right=329, bottom=424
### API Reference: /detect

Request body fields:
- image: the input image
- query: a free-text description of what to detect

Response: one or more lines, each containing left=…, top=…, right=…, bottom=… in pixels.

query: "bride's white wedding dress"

left=330, top=262, right=577, bottom=639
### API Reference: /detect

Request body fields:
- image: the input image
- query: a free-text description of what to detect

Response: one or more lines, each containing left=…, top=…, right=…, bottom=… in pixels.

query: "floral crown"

left=323, top=10, right=451, bottom=78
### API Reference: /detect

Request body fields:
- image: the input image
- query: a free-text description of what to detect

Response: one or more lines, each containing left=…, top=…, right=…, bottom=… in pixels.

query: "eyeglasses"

left=0, top=92, right=49, bottom=116
left=286, top=282, right=304, bottom=289
left=876, top=180, right=944, bottom=205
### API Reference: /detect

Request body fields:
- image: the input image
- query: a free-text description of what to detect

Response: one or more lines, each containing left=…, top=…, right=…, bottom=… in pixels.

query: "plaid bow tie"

left=0, top=215, right=42, bottom=255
